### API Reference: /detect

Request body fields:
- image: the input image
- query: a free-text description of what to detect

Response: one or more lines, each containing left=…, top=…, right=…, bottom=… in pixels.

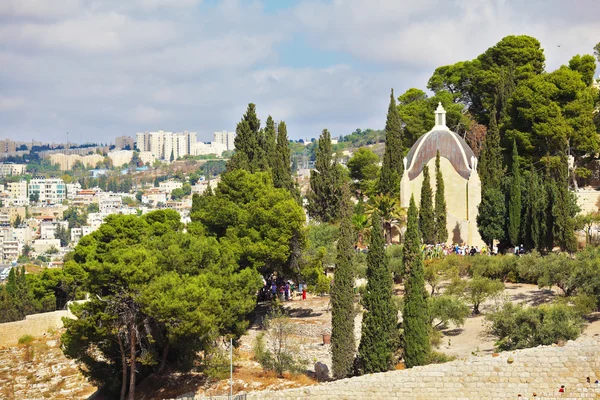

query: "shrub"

left=471, top=255, right=518, bottom=282
left=486, top=302, right=584, bottom=351
left=18, top=335, right=34, bottom=345
left=428, top=350, right=457, bottom=364
left=253, top=307, right=308, bottom=377
left=447, top=276, right=504, bottom=314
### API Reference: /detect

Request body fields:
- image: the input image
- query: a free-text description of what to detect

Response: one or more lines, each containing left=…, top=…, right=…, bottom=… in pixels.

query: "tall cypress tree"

left=272, top=121, right=293, bottom=191
left=419, top=166, right=435, bottom=244
left=260, top=116, right=277, bottom=171
left=331, top=184, right=356, bottom=379
left=403, top=195, right=430, bottom=368
left=507, top=140, right=522, bottom=247
left=307, top=129, right=344, bottom=223
left=523, top=167, right=547, bottom=252
left=477, top=108, right=506, bottom=247
left=434, top=151, right=447, bottom=244
left=357, top=212, right=397, bottom=374
left=552, top=151, right=578, bottom=252
left=378, top=89, right=404, bottom=197
left=227, top=103, right=262, bottom=172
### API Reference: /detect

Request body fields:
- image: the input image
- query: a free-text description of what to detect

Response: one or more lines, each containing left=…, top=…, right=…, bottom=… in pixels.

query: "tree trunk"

left=128, top=322, right=137, bottom=400
left=158, top=341, right=170, bottom=375
left=118, top=333, right=127, bottom=400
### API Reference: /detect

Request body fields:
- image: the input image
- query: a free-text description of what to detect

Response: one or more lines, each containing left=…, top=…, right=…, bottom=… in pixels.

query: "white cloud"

left=131, top=105, right=167, bottom=124
left=0, top=96, right=26, bottom=112
left=0, top=0, right=82, bottom=19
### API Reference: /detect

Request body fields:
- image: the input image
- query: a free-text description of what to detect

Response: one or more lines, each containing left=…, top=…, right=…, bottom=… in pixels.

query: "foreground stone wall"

left=0, top=310, right=70, bottom=347
left=243, top=338, right=600, bottom=400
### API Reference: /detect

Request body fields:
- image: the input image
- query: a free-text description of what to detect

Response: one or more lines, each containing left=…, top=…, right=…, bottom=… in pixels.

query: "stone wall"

left=185, top=338, right=600, bottom=400
left=0, top=310, right=71, bottom=347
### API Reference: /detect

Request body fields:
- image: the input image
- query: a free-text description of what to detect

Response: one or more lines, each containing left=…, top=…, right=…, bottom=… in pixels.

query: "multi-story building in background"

left=136, top=131, right=197, bottom=160
left=0, top=139, right=17, bottom=154
left=48, top=153, right=104, bottom=171
left=7, top=181, right=28, bottom=200
left=213, top=131, right=236, bottom=151
left=28, top=177, right=66, bottom=204
left=0, top=163, right=27, bottom=177
left=115, top=136, right=135, bottom=150
left=195, top=142, right=227, bottom=156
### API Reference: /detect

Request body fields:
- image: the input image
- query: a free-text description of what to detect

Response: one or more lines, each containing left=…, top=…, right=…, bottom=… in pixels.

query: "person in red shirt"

left=302, top=287, right=307, bottom=300
left=559, top=385, right=565, bottom=393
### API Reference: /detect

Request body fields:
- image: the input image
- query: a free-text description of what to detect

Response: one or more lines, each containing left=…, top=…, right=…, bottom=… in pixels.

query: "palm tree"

left=352, top=213, right=370, bottom=247
left=366, top=194, right=407, bottom=245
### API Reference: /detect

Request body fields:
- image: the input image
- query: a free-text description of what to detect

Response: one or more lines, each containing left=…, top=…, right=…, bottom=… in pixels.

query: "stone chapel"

left=400, top=103, right=484, bottom=247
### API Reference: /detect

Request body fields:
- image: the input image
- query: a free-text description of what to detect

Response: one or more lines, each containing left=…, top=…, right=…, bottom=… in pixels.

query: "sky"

left=1, top=0, right=599, bottom=144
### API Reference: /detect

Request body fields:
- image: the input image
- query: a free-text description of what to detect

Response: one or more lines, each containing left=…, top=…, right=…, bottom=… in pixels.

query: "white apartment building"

left=195, top=142, right=227, bottom=156
left=98, top=193, right=123, bottom=213
left=213, top=131, right=236, bottom=151
left=28, top=177, right=66, bottom=204
left=0, top=163, right=27, bottom=177
left=7, top=181, right=28, bottom=199
left=66, top=182, right=82, bottom=200
left=40, top=221, right=68, bottom=240
left=1, top=240, right=21, bottom=261
left=136, top=131, right=197, bottom=160
left=139, top=151, right=155, bottom=165
left=159, top=180, right=183, bottom=193
left=108, top=150, right=133, bottom=167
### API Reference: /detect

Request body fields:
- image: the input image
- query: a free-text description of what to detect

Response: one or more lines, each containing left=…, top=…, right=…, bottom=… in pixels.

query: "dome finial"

left=434, top=102, right=447, bottom=129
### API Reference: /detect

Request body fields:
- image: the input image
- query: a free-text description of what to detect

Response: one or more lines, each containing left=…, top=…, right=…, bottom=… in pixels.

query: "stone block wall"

left=241, top=338, right=600, bottom=399
left=0, top=310, right=70, bottom=347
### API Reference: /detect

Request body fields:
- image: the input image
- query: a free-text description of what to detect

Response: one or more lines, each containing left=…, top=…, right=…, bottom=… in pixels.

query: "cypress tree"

left=227, top=103, right=262, bottom=172
left=331, top=184, right=356, bottom=379
left=552, top=151, right=578, bottom=252
left=272, top=121, right=293, bottom=191
left=169, top=149, right=174, bottom=162
left=477, top=107, right=506, bottom=247
left=378, top=89, right=404, bottom=197
left=523, top=167, right=547, bottom=252
left=433, top=151, right=447, bottom=244
left=357, top=212, right=397, bottom=374
left=507, top=140, right=522, bottom=247
left=307, top=129, right=344, bottom=223
left=264, top=116, right=278, bottom=171
left=403, top=195, right=431, bottom=368
left=419, top=166, right=435, bottom=244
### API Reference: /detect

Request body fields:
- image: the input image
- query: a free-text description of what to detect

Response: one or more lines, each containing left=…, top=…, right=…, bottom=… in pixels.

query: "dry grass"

left=60, top=366, right=79, bottom=377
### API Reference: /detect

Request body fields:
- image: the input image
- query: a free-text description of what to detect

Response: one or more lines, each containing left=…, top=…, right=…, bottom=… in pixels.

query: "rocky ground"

left=0, top=331, right=96, bottom=400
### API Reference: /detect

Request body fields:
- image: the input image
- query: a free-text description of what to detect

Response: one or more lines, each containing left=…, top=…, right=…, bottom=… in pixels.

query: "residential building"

left=139, top=151, right=155, bottom=165
left=142, top=188, right=167, bottom=205
left=136, top=131, right=197, bottom=160
left=28, top=177, right=66, bottom=204
left=49, top=153, right=104, bottom=170
left=195, top=142, right=227, bottom=156
left=159, top=180, right=183, bottom=194
left=0, top=139, right=17, bottom=154
left=0, top=213, right=9, bottom=226
left=7, top=181, right=28, bottom=200
left=0, top=163, right=27, bottom=177
left=66, top=182, right=82, bottom=200
left=108, top=150, right=133, bottom=167
left=115, top=136, right=135, bottom=150
left=213, top=131, right=236, bottom=151
left=72, top=190, right=98, bottom=207
left=1, top=241, right=20, bottom=261
left=98, top=193, right=123, bottom=213
left=32, top=239, right=61, bottom=254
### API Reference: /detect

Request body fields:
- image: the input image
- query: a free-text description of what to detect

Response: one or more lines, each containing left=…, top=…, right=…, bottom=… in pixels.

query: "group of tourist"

left=421, top=243, right=499, bottom=258
left=258, top=273, right=307, bottom=302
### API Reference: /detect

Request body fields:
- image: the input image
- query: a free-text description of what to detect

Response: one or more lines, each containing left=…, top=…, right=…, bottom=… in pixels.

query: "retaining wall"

left=0, top=310, right=71, bottom=347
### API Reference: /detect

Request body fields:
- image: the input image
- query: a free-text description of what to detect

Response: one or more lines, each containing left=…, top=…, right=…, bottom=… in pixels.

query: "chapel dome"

left=404, top=103, right=476, bottom=181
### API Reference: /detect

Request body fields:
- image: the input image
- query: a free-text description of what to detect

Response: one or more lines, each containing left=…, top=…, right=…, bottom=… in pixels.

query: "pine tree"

left=507, top=140, right=522, bottom=247
left=227, top=103, right=262, bottom=172
left=307, top=129, right=344, bottom=223
left=272, top=121, right=293, bottom=191
left=433, top=151, right=447, bottom=243
left=403, top=195, right=431, bottom=368
left=378, top=89, right=404, bottom=197
left=331, top=184, right=356, bottom=379
left=357, top=212, right=397, bottom=374
left=477, top=107, right=506, bottom=247
left=419, top=166, right=435, bottom=244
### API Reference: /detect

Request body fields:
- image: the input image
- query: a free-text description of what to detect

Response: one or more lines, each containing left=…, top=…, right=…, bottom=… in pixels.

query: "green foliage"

left=477, top=188, right=506, bottom=247
left=347, top=147, right=379, bottom=196
left=568, top=54, right=597, bottom=87
left=254, top=307, right=308, bottom=377
left=522, top=168, right=548, bottom=252
left=272, top=121, right=294, bottom=193
left=18, top=334, right=35, bottom=345
left=357, top=212, right=398, bottom=374
left=0, top=266, right=58, bottom=323
left=551, top=152, right=578, bottom=252
left=487, top=302, right=584, bottom=351
left=64, top=207, right=86, bottom=229
left=378, top=89, right=404, bottom=197
left=470, top=255, right=518, bottom=283
left=191, top=170, right=306, bottom=274
left=402, top=196, right=431, bottom=368
left=227, top=103, right=265, bottom=173
left=433, top=151, right=447, bottom=244
left=447, top=276, right=504, bottom=314
left=507, top=140, right=521, bottom=247
left=386, top=244, right=404, bottom=282
left=428, top=296, right=470, bottom=330
left=55, top=224, right=70, bottom=247
left=61, top=210, right=263, bottom=398
left=331, top=184, right=356, bottom=379
left=307, top=129, right=345, bottom=223
left=419, top=166, right=435, bottom=244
